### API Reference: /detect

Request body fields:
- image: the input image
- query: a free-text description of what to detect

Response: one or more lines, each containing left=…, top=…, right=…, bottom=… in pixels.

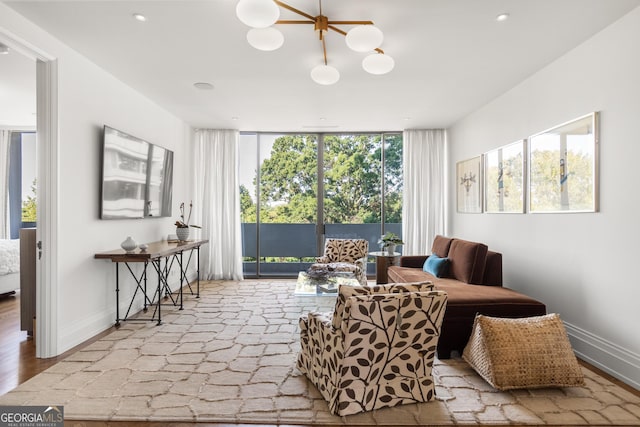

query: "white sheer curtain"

left=193, top=129, right=244, bottom=280
left=402, top=129, right=446, bottom=255
left=0, top=130, right=10, bottom=239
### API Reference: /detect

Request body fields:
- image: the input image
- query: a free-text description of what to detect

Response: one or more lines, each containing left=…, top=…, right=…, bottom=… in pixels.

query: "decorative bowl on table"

left=306, top=265, right=330, bottom=280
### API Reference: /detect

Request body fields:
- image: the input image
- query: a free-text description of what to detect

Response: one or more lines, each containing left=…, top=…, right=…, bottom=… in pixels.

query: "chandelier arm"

left=273, top=0, right=316, bottom=21
left=322, top=34, right=328, bottom=65
left=327, top=21, right=374, bottom=25
left=327, top=25, right=385, bottom=54
left=327, top=25, right=346, bottom=36
left=248, top=0, right=391, bottom=83
left=276, top=20, right=315, bottom=24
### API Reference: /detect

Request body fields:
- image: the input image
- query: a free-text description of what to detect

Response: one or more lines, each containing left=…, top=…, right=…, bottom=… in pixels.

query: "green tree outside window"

left=22, top=178, right=37, bottom=222
left=247, top=134, right=402, bottom=224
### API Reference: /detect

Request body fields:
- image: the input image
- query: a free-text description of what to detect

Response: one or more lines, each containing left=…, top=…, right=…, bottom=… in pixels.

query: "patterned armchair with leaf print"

left=297, top=282, right=447, bottom=416
left=313, top=238, right=369, bottom=286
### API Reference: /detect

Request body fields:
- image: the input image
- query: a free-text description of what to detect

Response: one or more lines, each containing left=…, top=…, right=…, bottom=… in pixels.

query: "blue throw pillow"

left=423, top=253, right=449, bottom=278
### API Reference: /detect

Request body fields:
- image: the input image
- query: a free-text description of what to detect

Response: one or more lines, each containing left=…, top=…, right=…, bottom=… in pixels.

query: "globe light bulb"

left=310, top=64, right=340, bottom=85
left=236, top=0, right=280, bottom=28
left=345, top=25, right=383, bottom=52
left=247, top=27, right=284, bottom=51
left=362, top=53, right=395, bottom=75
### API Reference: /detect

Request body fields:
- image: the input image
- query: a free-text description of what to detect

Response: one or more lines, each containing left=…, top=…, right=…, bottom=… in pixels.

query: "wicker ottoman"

left=462, top=313, right=585, bottom=390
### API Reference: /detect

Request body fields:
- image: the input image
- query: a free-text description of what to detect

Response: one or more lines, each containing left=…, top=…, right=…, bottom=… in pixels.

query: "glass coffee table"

left=295, top=271, right=360, bottom=295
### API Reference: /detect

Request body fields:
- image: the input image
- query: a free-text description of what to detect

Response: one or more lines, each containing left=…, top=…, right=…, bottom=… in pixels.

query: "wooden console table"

left=95, top=239, right=208, bottom=326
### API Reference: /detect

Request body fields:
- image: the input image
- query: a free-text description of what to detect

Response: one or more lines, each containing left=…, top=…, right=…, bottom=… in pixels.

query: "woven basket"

left=462, top=313, right=585, bottom=390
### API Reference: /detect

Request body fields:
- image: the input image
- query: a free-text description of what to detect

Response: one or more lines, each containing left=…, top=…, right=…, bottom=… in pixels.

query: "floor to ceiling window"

left=239, top=132, right=402, bottom=277
left=9, top=131, right=37, bottom=238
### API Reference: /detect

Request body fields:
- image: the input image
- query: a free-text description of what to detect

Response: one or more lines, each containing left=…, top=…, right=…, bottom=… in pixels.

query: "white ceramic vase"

left=121, top=236, right=137, bottom=252
left=386, top=244, right=396, bottom=255
left=176, top=227, right=190, bottom=242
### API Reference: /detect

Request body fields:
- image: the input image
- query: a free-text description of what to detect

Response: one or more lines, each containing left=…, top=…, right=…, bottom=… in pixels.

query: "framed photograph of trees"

left=484, top=140, right=526, bottom=213
left=456, top=155, right=483, bottom=213
left=528, top=112, right=599, bottom=213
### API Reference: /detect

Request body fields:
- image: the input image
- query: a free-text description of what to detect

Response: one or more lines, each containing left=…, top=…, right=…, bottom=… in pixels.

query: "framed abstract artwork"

left=528, top=112, right=599, bottom=213
left=456, top=155, right=483, bottom=213
left=484, top=140, right=526, bottom=213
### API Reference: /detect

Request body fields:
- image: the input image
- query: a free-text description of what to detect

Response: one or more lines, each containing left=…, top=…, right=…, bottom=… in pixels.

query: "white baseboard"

left=59, top=307, right=114, bottom=354
left=59, top=272, right=202, bottom=354
left=564, top=321, right=640, bottom=390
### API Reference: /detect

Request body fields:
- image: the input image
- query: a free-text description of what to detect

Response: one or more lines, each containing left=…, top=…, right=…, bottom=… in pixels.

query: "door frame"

left=0, top=29, right=59, bottom=357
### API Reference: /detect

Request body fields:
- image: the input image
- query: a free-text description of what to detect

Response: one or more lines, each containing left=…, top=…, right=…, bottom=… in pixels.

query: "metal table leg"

left=197, top=245, right=201, bottom=298
left=115, top=263, right=120, bottom=327
left=155, top=258, right=162, bottom=325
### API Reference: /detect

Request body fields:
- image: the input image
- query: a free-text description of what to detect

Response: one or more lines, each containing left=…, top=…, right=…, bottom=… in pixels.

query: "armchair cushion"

left=314, top=239, right=369, bottom=286
left=331, top=281, right=434, bottom=329
left=321, top=238, right=368, bottom=264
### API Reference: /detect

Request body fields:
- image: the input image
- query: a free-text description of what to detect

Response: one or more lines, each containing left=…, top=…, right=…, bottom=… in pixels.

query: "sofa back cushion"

left=483, top=251, right=503, bottom=286
left=431, top=235, right=453, bottom=258
left=447, top=239, right=488, bottom=284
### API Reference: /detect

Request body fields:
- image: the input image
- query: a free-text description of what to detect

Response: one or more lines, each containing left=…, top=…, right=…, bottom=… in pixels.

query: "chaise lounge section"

left=388, top=235, right=547, bottom=358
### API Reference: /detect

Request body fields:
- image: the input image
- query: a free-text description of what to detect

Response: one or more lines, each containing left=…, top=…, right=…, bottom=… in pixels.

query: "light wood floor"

left=0, top=289, right=637, bottom=427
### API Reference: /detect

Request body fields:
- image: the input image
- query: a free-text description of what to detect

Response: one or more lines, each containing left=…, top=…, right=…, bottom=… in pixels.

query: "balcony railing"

left=242, top=222, right=402, bottom=276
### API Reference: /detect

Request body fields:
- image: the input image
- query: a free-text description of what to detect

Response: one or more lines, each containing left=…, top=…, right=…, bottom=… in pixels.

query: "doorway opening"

left=0, top=30, right=59, bottom=358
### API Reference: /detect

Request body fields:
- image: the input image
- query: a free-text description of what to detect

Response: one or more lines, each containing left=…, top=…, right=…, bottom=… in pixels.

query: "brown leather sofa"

left=388, top=235, right=546, bottom=358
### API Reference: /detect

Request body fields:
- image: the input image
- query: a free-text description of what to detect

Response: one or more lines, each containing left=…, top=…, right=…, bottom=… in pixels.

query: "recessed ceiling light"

left=133, top=13, right=147, bottom=22
left=193, top=82, right=214, bottom=90
left=231, top=116, right=239, bottom=121
left=496, top=13, right=510, bottom=22
left=0, top=43, right=9, bottom=55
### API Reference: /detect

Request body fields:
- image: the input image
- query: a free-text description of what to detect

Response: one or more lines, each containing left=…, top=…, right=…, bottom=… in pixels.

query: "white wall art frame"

left=456, top=155, right=483, bottom=213
left=484, top=140, right=526, bottom=213
left=528, top=112, right=599, bottom=213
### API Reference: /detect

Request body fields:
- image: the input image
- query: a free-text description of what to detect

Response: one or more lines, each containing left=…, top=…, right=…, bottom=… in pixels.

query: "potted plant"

left=175, top=201, right=201, bottom=242
left=377, top=232, right=404, bottom=255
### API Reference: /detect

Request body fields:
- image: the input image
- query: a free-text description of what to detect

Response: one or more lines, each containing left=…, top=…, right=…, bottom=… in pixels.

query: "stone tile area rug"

left=1, top=280, right=639, bottom=425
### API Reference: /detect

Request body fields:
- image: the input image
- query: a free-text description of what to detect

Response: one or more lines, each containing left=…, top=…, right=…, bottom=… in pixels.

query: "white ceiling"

left=2, top=0, right=640, bottom=132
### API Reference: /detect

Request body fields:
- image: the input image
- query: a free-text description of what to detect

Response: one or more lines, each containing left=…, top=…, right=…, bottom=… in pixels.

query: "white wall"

left=1, top=3, right=195, bottom=354
left=448, top=7, right=640, bottom=388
